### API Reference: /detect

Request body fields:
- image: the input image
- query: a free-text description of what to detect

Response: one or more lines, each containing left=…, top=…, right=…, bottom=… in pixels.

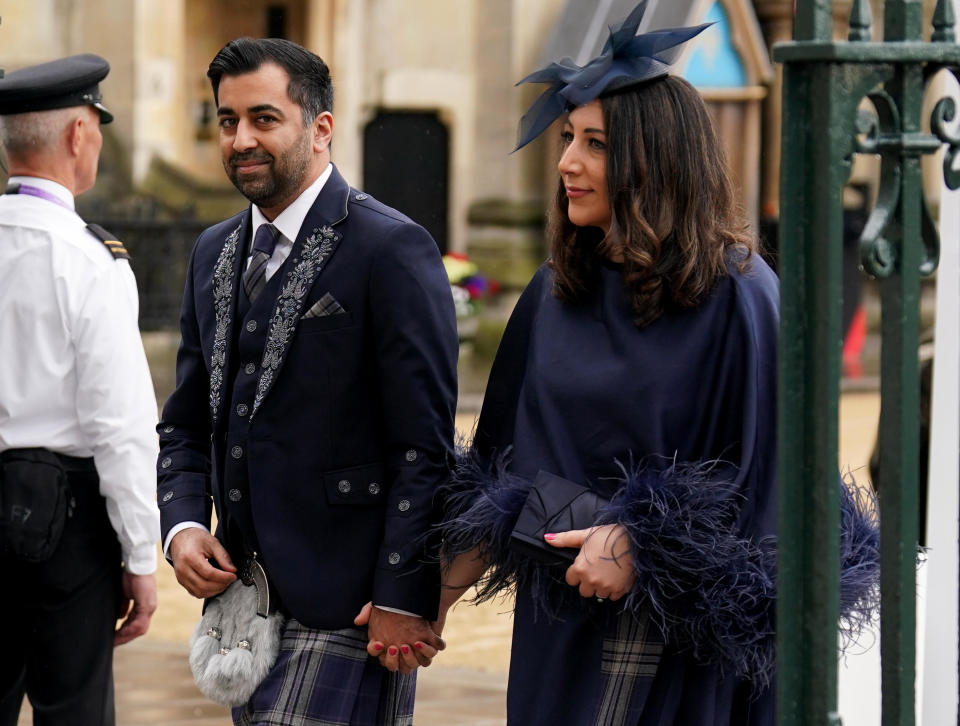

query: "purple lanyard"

left=9, top=183, right=73, bottom=211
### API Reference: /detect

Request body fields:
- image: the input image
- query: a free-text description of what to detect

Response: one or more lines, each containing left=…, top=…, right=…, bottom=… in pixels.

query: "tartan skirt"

left=232, top=619, right=416, bottom=726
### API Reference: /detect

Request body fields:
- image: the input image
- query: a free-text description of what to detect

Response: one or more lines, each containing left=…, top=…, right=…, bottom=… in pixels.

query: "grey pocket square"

left=302, top=293, right=347, bottom=319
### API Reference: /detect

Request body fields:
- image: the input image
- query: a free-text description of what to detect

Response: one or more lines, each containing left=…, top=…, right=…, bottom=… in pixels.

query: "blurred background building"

left=0, top=0, right=942, bottom=345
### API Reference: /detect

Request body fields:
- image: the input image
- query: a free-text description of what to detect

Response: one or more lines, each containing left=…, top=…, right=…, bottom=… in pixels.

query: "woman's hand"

left=546, top=524, right=635, bottom=601
left=353, top=602, right=444, bottom=672
left=352, top=548, right=489, bottom=672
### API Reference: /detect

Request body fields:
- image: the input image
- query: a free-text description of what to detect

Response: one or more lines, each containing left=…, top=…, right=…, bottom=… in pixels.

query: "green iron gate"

left=775, top=0, right=959, bottom=724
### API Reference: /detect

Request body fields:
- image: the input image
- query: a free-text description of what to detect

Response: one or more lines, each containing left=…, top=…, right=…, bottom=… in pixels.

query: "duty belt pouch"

left=0, top=448, right=74, bottom=562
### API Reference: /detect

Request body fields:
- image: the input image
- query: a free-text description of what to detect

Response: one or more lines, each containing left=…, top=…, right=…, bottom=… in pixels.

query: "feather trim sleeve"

left=439, top=452, right=880, bottom=687
left=438, top=446, right=548, bottom=602
left=596, top=461, right=879, bottom=686
left=595, top=461, right=777, bottom=683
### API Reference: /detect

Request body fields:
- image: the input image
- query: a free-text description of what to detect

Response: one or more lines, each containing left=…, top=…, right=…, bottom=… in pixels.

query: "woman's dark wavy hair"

left=207, top=37, right=333, bottom=126
left=548, top=75, right=754, bottom=327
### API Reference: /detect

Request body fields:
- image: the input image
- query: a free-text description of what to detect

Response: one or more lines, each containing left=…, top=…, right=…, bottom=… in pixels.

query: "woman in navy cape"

left=376, top=3, right=878, bottom=724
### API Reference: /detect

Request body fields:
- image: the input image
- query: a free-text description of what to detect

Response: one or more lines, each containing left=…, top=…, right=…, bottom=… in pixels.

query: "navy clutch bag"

left=509, top=470, right=607, bottom=566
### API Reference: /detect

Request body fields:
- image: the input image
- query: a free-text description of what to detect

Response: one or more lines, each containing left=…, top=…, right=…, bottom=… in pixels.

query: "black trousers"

left=0, top=457, right=122, bottom=726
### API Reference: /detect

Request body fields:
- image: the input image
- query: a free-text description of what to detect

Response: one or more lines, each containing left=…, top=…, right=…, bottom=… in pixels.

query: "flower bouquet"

left=442, top=252, right=499, bottom=338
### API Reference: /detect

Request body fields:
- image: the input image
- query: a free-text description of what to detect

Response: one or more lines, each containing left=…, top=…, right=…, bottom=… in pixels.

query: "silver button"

left=338, top=479, right=352, bottom=494
left=398, top=499, right=410, bottom=512
left=231, top=446, right=243, bottom=459
left=162, top=491, right=174, bottom=502
left=236, top=639, right=251, bottom=650
left=236, top=404, right=249, bottom=416
left=355, top=192, right=369, bottom=200
left=246, top=320, right=258, bottom=333
left=219, top=647, right=231, bottom=655
left=228, top=489, right=242, bottom=502
left=404, top=449, right=417, bottom=462
left=160, top=457, right=172, bottom=469
left=207, top=626, right=222, bottom=640
left=368, top=482, right=380, bottom=495
left=388, top=552, right=401, bottom=565
left=163, top=425, right=174, bottom=433
left=245, top=363, right=256, bottom=374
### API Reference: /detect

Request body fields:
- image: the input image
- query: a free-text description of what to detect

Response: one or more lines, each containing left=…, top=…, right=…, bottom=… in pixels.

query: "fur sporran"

left=188, top=579, right=284, bottom=706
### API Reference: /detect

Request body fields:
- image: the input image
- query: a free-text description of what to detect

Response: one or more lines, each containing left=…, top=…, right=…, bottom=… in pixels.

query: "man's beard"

left=224, top=130, right=313, bottom=208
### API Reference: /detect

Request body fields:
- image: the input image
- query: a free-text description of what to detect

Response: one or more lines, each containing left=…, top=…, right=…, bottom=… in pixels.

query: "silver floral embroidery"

left=209, top=224, right=242, bottom=422
left=252, top=225, right=339, bottom=417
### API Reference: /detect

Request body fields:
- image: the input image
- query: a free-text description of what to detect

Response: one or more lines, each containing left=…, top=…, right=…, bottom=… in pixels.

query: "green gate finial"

left=933, top=0, right=956, bottom=43
left=849, top=0, right=873, bottom=42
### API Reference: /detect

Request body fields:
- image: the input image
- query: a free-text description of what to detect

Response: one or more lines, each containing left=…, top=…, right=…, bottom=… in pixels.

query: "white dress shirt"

left=0, top=176, right=160, bottom=574
left=247, top=161, right=334, bottom=277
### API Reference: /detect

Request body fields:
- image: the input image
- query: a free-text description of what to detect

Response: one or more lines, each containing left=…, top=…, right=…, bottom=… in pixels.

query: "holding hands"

left=355, top=548, right=483, bottom=674
left=356, top=526, right=634, bottom=673
left=353, top=603, right=445, bottom=674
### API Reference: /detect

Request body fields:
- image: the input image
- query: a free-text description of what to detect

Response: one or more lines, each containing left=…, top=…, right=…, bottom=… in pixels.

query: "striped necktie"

left=243, top=223, right=280, bottom=303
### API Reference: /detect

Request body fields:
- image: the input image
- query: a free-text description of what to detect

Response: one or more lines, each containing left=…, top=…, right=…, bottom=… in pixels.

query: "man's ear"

left=313, top=111, right=333, bottom=153
left=65, top=114, right=84, bottom=158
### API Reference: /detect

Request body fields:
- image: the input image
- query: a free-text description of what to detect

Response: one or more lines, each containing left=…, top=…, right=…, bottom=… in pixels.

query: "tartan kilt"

left=232, top=620, right=416, bottom=726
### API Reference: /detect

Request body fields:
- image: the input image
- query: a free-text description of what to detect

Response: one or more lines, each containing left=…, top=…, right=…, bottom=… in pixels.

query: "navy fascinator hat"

left=514, top=0, right=711, bottom=151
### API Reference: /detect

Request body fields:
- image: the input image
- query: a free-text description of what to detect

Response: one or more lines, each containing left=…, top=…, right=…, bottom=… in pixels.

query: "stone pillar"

left=465, top=0, right=564, bottom=289
left=321, top=0, right=365, bottom=189
left=754, top=0, right=855, bottom=218
left=130, top=0, right=188, bottom=183
left=753, top=0, right=793, bottom=219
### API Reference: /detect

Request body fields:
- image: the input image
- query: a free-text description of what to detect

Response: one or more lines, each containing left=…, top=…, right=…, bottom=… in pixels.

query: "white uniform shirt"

left=0, top=175, right=160, bottom=574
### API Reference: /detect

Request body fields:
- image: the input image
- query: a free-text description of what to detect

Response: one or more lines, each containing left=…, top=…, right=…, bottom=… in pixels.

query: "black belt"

left=0, top=448, right=96, bottom=475
left=52, top=452, right=97, bottom=474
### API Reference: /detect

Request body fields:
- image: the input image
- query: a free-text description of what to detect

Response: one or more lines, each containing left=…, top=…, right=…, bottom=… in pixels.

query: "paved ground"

left=16, top=394, right=882, bottom=725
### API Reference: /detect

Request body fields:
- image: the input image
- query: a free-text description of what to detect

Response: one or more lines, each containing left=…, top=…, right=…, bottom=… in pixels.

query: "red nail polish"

left=374, top=643, right=384, bottom=651
left=544, top=533, right=556, bottom=540
left=401, top=645, right=410, bottom=654
left=388, top=646, right=398, bottom=656
left=414, top=642, right=423, bottom=650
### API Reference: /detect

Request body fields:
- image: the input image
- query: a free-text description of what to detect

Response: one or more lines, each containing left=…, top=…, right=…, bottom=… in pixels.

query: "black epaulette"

left=86, top=223, right=130, bottom=260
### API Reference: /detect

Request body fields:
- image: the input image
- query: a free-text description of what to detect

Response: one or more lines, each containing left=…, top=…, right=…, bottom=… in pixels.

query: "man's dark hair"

left=207, top=37, right=333, bottom=125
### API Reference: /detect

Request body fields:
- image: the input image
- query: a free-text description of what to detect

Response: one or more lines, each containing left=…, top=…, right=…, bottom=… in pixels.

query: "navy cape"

left=443, top=254, right=877, bottom=725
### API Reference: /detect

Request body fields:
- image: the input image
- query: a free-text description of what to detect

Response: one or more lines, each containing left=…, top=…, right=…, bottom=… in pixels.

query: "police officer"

left=0, top=55, right=160, bottom=725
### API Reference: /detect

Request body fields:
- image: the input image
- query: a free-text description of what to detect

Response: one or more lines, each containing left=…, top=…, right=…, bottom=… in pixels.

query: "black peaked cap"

left=0, top=53, right=113, bottom=124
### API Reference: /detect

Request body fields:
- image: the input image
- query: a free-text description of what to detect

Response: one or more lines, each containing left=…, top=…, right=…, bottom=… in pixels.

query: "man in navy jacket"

left=157, top=37, right=457, bottom=724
